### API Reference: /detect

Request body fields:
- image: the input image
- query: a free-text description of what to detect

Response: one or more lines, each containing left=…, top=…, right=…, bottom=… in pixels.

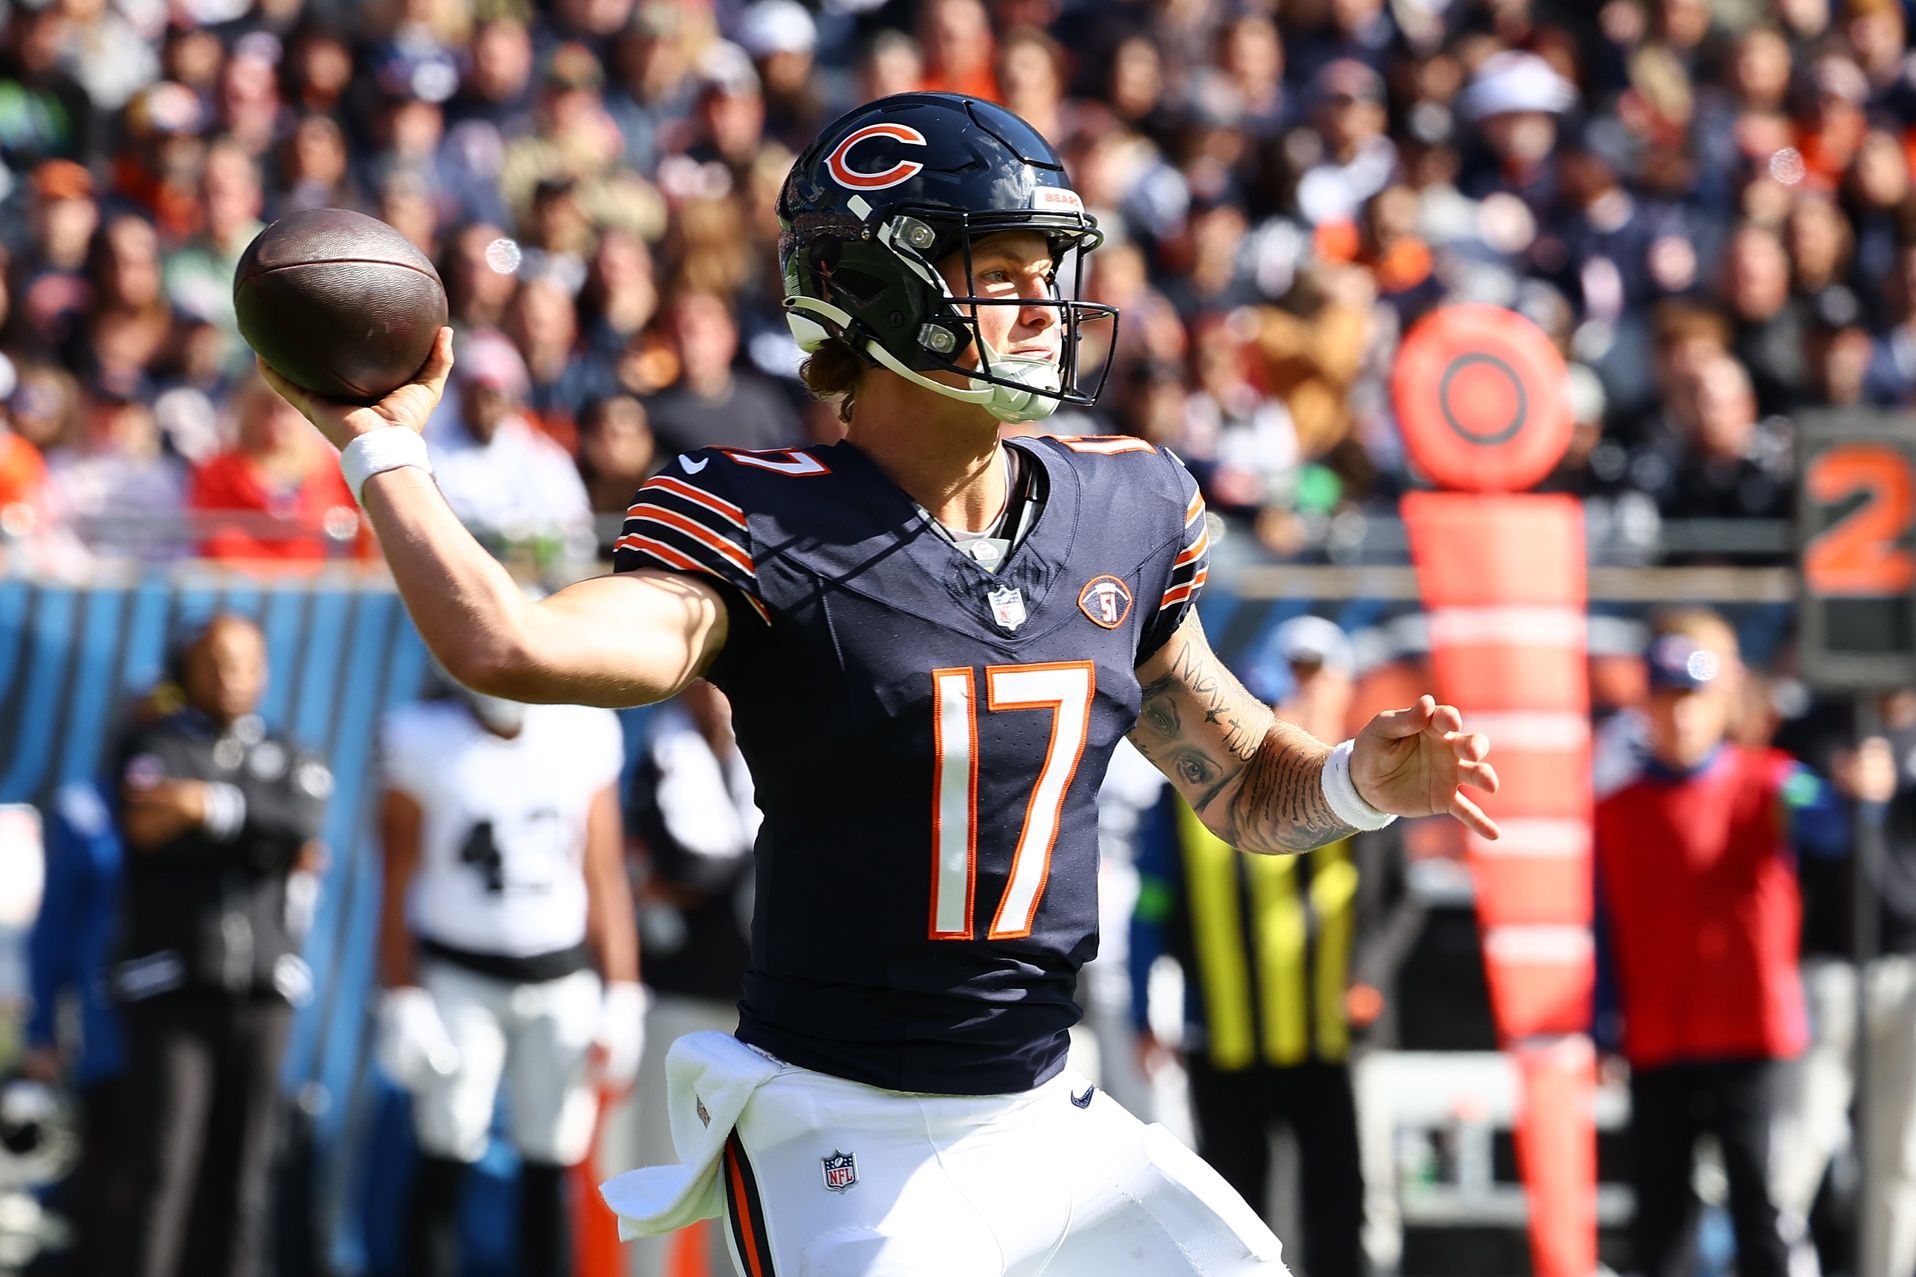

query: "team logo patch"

left=825, top=123, right=928, bottom=191
left=821, top=1149, right=858, bottom=1193
left=988, top=585, right=1027, bottom=632
left=1077, top=576, right=1133, bottom=629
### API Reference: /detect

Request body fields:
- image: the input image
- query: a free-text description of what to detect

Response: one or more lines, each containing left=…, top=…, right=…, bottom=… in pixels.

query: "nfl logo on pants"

left=821, top=1150, right=858, bottom=1193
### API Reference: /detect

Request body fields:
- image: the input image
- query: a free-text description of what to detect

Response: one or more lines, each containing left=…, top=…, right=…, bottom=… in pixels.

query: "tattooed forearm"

left=1131, top=611, right=1357, bottom=856
left=1227, top=722, right=1357, bottom=855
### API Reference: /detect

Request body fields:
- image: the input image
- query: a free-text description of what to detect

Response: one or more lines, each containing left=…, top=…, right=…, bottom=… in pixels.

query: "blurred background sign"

left=1796, top=411, right=1916, bottom=692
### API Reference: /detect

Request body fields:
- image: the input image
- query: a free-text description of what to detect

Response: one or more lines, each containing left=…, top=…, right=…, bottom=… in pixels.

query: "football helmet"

left=778, top=93, right=1118, bottom=424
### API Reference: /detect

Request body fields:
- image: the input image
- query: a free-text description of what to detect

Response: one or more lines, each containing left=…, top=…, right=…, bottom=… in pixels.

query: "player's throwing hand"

left=1350, top=695, right=1501, bottom=838
left=259, top=326, right=456, bottom=451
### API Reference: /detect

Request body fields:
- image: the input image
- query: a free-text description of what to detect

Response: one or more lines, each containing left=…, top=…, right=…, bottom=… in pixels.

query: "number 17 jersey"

left=614, top=436, right=1209, bottom=1095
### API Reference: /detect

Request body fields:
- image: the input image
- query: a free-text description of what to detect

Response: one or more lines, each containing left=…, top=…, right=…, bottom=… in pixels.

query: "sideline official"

left=109, top=613, right=331, bottom=1277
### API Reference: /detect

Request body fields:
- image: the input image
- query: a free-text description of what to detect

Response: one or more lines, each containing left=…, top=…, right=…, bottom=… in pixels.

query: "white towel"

left=599, top=1030, right=782, bottom=1240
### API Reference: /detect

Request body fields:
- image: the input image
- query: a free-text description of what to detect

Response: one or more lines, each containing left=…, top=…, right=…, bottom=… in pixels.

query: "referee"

left=1130, top=618, right=1387, bottom=1277
left=108, top=613, right=331, bottom=1277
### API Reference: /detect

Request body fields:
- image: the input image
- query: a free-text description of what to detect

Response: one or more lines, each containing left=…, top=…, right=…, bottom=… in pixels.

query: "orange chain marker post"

left=1395, top=305, right=1596, bottom=1277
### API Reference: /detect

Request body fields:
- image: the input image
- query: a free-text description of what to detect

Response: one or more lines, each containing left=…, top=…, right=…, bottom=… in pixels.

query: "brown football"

left=233, top=208, right=448, bottom=404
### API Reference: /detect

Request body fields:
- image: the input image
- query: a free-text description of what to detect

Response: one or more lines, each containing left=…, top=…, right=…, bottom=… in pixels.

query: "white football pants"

left=413, top=960, right=602, bottom=1165
left=717, top=1054, right=1288, bottom=1277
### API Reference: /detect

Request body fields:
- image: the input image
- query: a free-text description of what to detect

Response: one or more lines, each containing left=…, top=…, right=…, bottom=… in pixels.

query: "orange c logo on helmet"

left=826, top=123, right=929, bottom=191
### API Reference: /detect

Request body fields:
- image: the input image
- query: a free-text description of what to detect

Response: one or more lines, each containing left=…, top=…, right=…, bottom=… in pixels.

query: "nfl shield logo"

left=987, top=586, right=1027, bottom=632
left=821, top=1149, right=858, bottom=1193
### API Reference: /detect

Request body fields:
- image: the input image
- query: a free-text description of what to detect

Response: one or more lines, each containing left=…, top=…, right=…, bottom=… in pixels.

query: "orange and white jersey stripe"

left=612, top=457, right=772, bottom=624
left=1158, top=485, right=1209, bottom=616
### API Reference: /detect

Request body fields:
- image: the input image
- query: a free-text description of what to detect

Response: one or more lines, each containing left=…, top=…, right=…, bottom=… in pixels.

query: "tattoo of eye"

left=1170, top=748, right=1217, bottom=790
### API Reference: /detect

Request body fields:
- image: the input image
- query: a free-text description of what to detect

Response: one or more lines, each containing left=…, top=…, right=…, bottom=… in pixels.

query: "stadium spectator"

left=576, top=392, right=656, bottom=517
left=1295, top=59, right=1394, bottom=228
left=738, top=0, right=824, bottom=154
left=1722, top=220, right=1809, bottom=416
left=0, top=2, right=94, bottom=171
left=916, top=0, right=999, bottom=100
left=41, top=375, right=187, bottom=562
left=601, top=679, right=756, bottom=1277
left=1639, top=353, right=1794, bottom=529
left=67, top=213, right=174, bottom=389
left=15, top=159, right=97, bottom=353
left=427, top=328, right=593, bottom=550
left=189, top=375, right=357, bottom=566
left=161, top=138, right=265, bottom=372
left=22, top=780, right=126, bottom=1277
left=272, top=113, right=362, bottom=220
left=1595, top=608, right=1849, bottom=1277
left=504, top=267, right=600, bottom=446
left=440, top=220, right=518, bottom=331
left=109, top=613, right=331, bottom=1277
left=641, top=289, right=800, bottom=454
left=8, top=358, right=79, bottom=456
left=577, top=226, right=659, bottom=368
left=0, top=352, right=45, bottom=511
left=282, top=22, right=356, bottom=120
left=601, top=5, right=699, bottom=179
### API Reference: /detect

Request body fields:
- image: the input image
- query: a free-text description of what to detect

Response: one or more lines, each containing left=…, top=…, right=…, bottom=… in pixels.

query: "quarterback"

left=264, top=94, right=1497, bottom=1276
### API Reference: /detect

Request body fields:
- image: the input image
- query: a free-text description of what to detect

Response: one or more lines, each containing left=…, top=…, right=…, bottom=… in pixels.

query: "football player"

left=374, top=678, right=641, bottom=1277
left=268, top=92, right=1498, bottom=1276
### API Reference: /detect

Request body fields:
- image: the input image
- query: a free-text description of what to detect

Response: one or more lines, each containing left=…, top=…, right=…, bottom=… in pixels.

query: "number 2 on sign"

left=929, top=662, right=1095, bottom=940
left=1805, top=444, right=1916, bottom=595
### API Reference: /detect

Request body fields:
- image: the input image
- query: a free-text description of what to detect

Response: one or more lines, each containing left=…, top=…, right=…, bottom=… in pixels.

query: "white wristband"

left=1322, top=739, right=1397, bottom=832
left=340, top=428, right=432, bottom=505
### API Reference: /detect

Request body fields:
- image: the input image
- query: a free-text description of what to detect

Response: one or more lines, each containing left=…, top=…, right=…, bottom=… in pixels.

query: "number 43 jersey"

left=379, top=700, right=625, bottom=962
left=615, top=436, right=1209, bottom=1094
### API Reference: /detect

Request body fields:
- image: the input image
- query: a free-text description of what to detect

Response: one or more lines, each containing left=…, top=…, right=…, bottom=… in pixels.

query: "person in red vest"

left=190, top=375, right=359, bottom=566
left=1595, top=607, right=1853, bottom=1277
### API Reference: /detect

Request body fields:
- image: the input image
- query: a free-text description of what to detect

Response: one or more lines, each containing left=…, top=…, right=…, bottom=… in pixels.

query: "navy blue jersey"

left=613, top=436, right=1209, bottom=1093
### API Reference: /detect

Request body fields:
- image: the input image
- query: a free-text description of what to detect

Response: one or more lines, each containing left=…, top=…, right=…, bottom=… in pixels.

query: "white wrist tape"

left=1322, top=739, right=1398, bottom=832
left=340, top=428, right=432, bottom=504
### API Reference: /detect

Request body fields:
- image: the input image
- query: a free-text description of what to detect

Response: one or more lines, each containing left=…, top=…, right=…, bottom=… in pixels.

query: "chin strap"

left=784, top=297, right=1062, bottom=425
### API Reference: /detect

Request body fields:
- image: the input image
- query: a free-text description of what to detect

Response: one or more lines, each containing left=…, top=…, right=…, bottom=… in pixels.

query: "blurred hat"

left=456, top=330, right=530, bottom=399
left=1811, top=55, right=1869, bottom=105
left=127, top=81, right=209, bottom=138
left=1646, top=634, right=1723, bottom=691
left=544, top=41, right=605, bottom=92
left=628, top=0, right=684, bottom=38
left=1807, top=284, right=1864, bottom=333
left=698, top=40, right=762, bottom=96
left=1312, top=58, right=1385, bottom=107
left=738, top=0, right=816, bottom=58
left=375, top=41, right=461, bottom=104
left=32, top=159, right=92, bottom=202
left=1273, top=615, right=1355, bottom=676
left=1460, top=51, right=1578, bottom=120
left=1243, top=614, right=1355, bottom=702
left=87, top=368, right=152, bottom=407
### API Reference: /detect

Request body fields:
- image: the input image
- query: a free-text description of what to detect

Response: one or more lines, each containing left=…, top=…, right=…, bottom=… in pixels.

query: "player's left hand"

left=1351, top=695, right=1501, bottom=839
left=592, top=982, right=647, bottom=1093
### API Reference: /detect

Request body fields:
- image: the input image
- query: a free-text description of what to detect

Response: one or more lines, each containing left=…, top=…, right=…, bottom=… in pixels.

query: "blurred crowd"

left=0, top=0, right=1904, bottom=570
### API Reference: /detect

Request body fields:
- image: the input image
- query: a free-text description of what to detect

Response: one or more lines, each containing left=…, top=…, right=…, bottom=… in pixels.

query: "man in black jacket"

left=108, top=613, right=330, bottom=1277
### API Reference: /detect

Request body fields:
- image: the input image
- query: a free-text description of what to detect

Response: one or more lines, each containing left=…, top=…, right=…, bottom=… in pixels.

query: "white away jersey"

left=380, top=700, right=623, bottom=958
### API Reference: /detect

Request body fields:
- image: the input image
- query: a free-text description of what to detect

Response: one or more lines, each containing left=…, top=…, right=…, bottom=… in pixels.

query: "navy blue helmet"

left=777, top=93, right=1118, bottom=423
